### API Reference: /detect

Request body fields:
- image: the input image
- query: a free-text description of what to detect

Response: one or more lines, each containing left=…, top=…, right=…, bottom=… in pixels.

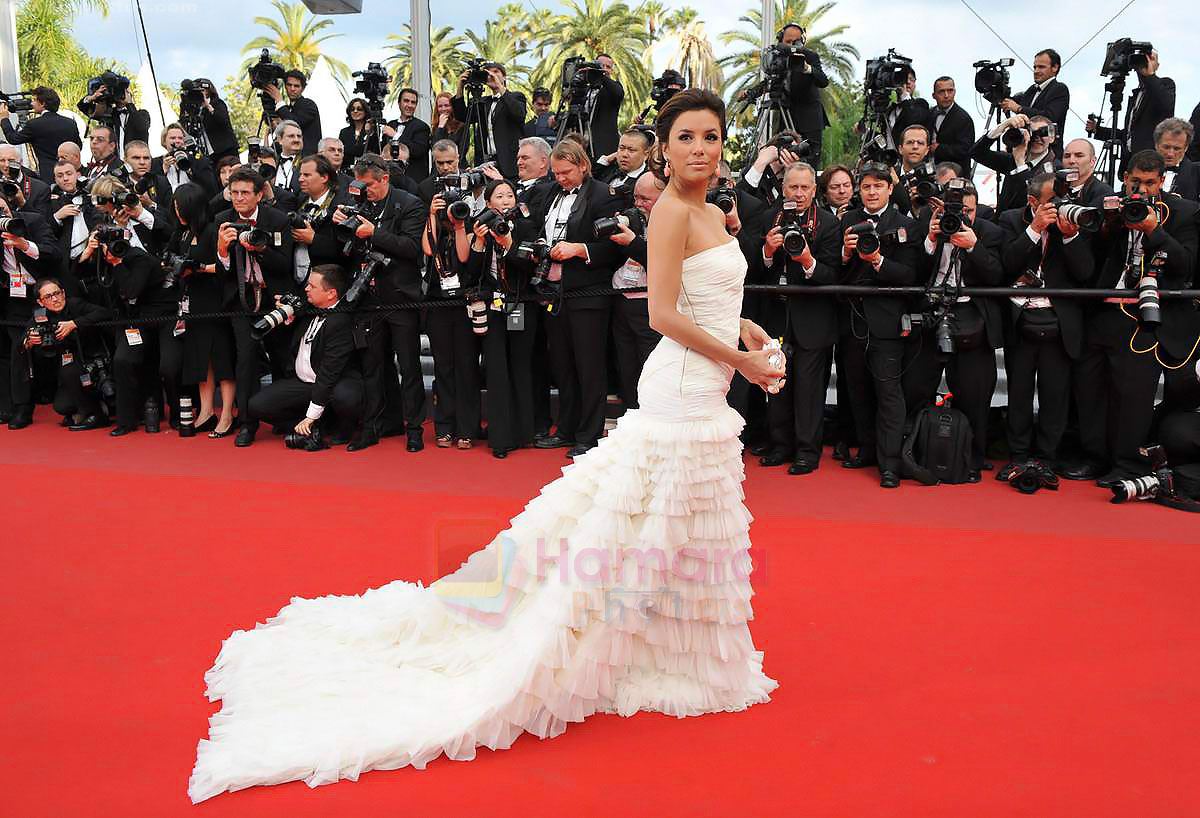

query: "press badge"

left=61, top=351, right=74, bottom=366
left=9, top=269, right=25, bottom=296
left=441, top=273, right=461, bottom=291
left=125, top=328, right=143, bottom=346
left=274, top=232, right=283, bottom=246
left=506, top=303, right=526, bottom=331
left=79, top=369, right=92, bottom=387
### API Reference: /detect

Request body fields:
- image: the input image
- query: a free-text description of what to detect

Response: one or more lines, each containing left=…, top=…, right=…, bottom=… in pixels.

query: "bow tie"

left=559, top=187, right=579, bottom=196
left=1166, top=166, right=1180, bottom=173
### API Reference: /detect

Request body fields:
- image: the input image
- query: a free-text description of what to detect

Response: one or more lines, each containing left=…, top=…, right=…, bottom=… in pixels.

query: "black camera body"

left=761, top=43, right=808, bottom=94
left=1102, top=38, right=1153, bottom=76
left=1049, top=170, right=1104, bottom=232
left=902, top=162, right=941, bottom=205
left=706, top=187, right=737, bottom=214
left=771, top=131, right=812, bottom=159
left=650, top=70, right=684, bottom=106
left=161, top=252, right=199, bottom=288
left=0, top=91, right=34, bottom=115
left=937, top=177, right=969, bottom=238
left=463, top=57, right=494, bottom=96
left=0, top=215, right=26, bottom=236
left=777, top=200, right=810, bottom=256
left=26, top=313, right=63, bottom=356
left=285, top=428, right=329, bottom=452
left=861, top=134, right=900, bottom=167
left=864, top=49, right=912, bottom=112
left=515, top=239, right=556, bottom=297
left=593, top=207, right=645, bottom=240
left=87, top=71, right=131, bottom=105
left=560, top=56, right=604, bottom=105
left=439, top=188, right=474, bottom=222
left=95, top=223, right=130, bottom=258
left=848, top=221, right=903, bottom=257
left=248, top=49, right=286, bottom=91
left=475, top=207, right=514, bottom=237
left=972, top=58, right=1014, bottom=106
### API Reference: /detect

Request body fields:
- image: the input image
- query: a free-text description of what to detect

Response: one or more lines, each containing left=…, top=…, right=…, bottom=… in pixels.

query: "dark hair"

left=901, top=123, right=931, bottom=144
left=483, top=178, right=516, bottom=204
left=31, top=86, right=60, bottom=112
left=227, top=166, right=267, bottom=193
left=1126, top=149, right=1166, bottom=176
left=215, top=155, right=241, bottom=175
left=622, top=126, right=654, bottom=150
left=311, top=264, right=347, bottom=296
left=532, top=87, right=552, bottom=102
left=284, top=69, right=308, bottom=87
left=902, top=65, right=916, bottom=82
left=346, top=97, right=367, bottom=121
left=172, top=182, right=210, bottom=232
left=89, top=123, right=114, bottom=143
left=399, top=87, right=419, bottom=102
left=1027, top=171, right=1056, bottom=197
left=35, top=276, right=64, bottom=295
left=596, top=53, right=613, bottom=62
left=299, top=153, right=335, bottom=182
left=1036, top=49, right=1062, bottom=69
left=932, top=76, right=954, bottom=88
left=858, top=162, right=894, bottom=186
left=817, top=164, right=853, bottom=197
left=654, top=88, right=726, bottom=147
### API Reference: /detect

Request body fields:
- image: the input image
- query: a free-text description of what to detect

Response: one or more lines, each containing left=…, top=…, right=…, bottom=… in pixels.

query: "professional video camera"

left=775, top=200, right=810, bottom=256
left=178, top=78, right=214, bottom=114
left=462, top=57, right=494, bottom=97
left=864, top=49, right=912, bottom=110
left=650, top=70, right=685, bottom=107
left=902, top=162, right=941, bottom=206
left=252, top=293, right=304, bottom=339
left=352, top=62, right=389, bottom=118
left=248, top=48, right=286, bottom=114
left=593, top=207, right=645, bottom=240
left=86, top=70, right=131, bottom=105
left=475, top=207, right=513, bottom=237
left=0, top=90, right=34, bottom=115
left=972, top=58, right=1014, bottom=106
left=706, top=187, right=737, bottom=214
left=561, top=56, right=605, bottom=105
left=1101, top=38, right=1153, bottom=76
left=161, top=252, right=200, bottom=288
left=95, top=223, right=131, bottom=258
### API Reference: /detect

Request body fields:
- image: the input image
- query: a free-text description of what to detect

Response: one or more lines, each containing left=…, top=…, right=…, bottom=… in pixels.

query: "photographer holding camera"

left=21, top=277, right=113, bottom=430
left=524, top=87, right=557, bottom=142
left=214, top=167, right=295, bottom=447
left=265, top=70, right=323, bottom=157
left=0, top=143, right=51, bottom=220
left=1002, top=49, right=1069, bottom=158
left=48, top=160, right=100, bottom=285
left=594, top=126, right=652, bottom=203
left=1060, top=139, right=1115, bottom=206
left=452, top=62, right=527, bottom=179
left=178, top=78, right=237, bottom=161
left=0, top=194, right=60, bottom=428
left=586, top=54, right=624, bottom=160
left=0, top=87, right=82, bottom=184
left=737, top=132, right=810, bottom=207
left=152, top=123, right=216, bottom=196
left=247, top=265, right=363, bottom=449
left=385, top=88, right=431, bottom=183
left=337, top=153, right=427, bottom=453
left=1071, top=150, right=1199, bottom=485
left=837, top=162, right=920, bottom=488
left=291, top=154, right=347, bottom=282
left=77, top=71, right=149, bottom=147
left=757, top=162, right=842, bottom=474
left=902, top=179, right=1006, bottom=479
left=123, top=141, right=173, bottom=224
left=927, top=77, right=975, bottom=169
left=1087, top=48, right=1175, bottom=163
left=84, top=123, right=124, bottom=181
left=1155, top=118, right=1199, bottom=201
left=997, top=171, right=1096, bottom=479
left=971, top=112, right=1058, bottom=212
left=775, top=24, right=831, bottom=168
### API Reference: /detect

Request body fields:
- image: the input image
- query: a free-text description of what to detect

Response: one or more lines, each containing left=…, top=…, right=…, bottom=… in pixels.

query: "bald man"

left=1060, top=138, right=1113, bottom=206
left=0, top=144, right=51, bottom=218
left=57, top=141, right=82, bottom=171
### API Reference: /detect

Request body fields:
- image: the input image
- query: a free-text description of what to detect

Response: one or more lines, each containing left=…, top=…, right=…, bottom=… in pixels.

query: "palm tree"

left=719, top=0, right=859, bottom=106
left=464, top=20, right=532, bottom=98
left=666, top=20, right=722, bottom=92
left=242, top=0, right=349, bottom=81
left=16, top=0, right=119, bottom=108
left=384, top=24, right=467, bottom=99
left=639, top=0, right=669, bottom=39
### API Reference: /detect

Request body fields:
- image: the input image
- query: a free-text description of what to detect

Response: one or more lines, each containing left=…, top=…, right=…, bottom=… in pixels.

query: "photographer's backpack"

left=902, top=393, right=974, bottom=485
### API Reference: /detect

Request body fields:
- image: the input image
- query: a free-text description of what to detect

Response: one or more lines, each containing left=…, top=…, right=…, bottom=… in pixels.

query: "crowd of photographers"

left=1, top=29, right=1199, bottom=502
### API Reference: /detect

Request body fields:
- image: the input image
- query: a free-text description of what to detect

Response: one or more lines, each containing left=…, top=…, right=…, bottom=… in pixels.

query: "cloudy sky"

left=76, top=0, right=1197, bottom=145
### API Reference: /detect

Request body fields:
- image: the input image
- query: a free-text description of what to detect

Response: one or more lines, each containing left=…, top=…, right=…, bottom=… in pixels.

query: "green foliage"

left=242, top=0, right=349, bottom=81
left=16, top=0, right=130, bottom=112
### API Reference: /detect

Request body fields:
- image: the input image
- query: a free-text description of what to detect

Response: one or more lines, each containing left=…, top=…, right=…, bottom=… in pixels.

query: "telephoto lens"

left=0, top=215, right=26, bottom=236
left=447, top=198, right=473, bottom=221
left=1057, top=202, right=1103, bottom=231
left=467, top=300, right=489, bottom=336
left=1111, top=474, right=1162, bottom=503
left=178, top=395, right=196, bottom=438
left=1136, top=275, right=1161, bottom=326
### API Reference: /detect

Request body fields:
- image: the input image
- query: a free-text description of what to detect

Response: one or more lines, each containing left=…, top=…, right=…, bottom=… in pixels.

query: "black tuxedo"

left=389, top=116, right=432, bottom=182
left=736, top=165, right=781, bottom=208
left=889, top=97, right=930, bottom=149
left=451, top=91, right=527, bottom=179
left=78, top=99, right=151, bottom=146
left=1090, top=74, right=1175, bottom=168
left=293, top=189, right=349, bottom=275
left=150, top=155, right=218, bottom=198
left=1013, top=78, right=1069, bottom=153
left=199, top=99, right=239, bottom=159
left=1166, top=159, right=1200, bottom=202
left=11, top=172, right=52, bottom=221
left=35, top=298, right=113, bottom=420
left=47, top=186, right=103, bottom=286
left=970, top=134, right=1058, bottom=213
left=589, top=75, right=624, bottom=159
left=1, top=112, right=81, bottom=183
left=927, top=103, right=975, bottom=168
left=275, top=96, right=323, bottom=157
left=0, top=210, right=63, bottom=415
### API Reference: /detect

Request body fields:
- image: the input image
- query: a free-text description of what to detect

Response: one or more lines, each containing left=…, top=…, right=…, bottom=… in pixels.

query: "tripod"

left=751, top=86, right=797, bottom=150
left=1094, top=72, right=1131, bottom=188
left=555, top=90, right=595, bottom=150
left=461, top=86, right=489, bottom=167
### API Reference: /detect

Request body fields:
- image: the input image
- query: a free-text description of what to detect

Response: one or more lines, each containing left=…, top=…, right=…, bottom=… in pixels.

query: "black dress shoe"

left=68, top=415, right=107, bottom=432
left=748, top=441, right=771, bottom=457
left=759, top=450, right=790, bottom=467
left=234, top=426, right=256, bottom=447
left=787, top=459, right=817, bottom=475
left=347, top=433, right=379, bottom=453
left=7, top=413, right=32, bottom=430
left=534, top=434, right=570, bottom=449
left=60, top=415, right=74, bottom=428
left=832, top=442, right=851, bottom=462
left=0, top=411, right=10, bottom=424
left=966, top=469, right=982, bottom=483
left=1095, top=472, right=1128, bottom=489
left=406, top=430, right=424, bottom=452
left=567, top=444, right=593, bottom=458
left=979, top=461, right=994, bottom=471
left=329, top=432, right=351, bottom=446
left=996, top=461, right=1022, bottom=482
left=1058, top=461, right=1105, bottom=481
left=880, top=470, right=901, bottom=489
left=842, top=455, right=877, bottom=470
left=492, top=448, right=509, bottom=459
left=110, top=425, right=134, bottom=437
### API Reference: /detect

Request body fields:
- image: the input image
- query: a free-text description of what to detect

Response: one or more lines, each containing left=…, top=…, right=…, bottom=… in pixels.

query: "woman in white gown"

left=189, top=89, right=786, bottom=804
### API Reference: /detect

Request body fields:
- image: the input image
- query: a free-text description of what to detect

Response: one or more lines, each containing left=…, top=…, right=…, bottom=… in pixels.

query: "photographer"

left=291, top=154, right=346, bottom=286
left=48, top=160, right=100, bottom=286
left=0, top=195, right=60, bottom=429
left=927, top=77, right=974, bottom=169
left=123, top=141, right=173, bottom=225
left=1072, top=150, right=1198, bottom=484
left=385, top=88, right=431, bottom=183
left=515, top=137, right=554, bottom=202
left=452, top=62, right=527, bottom=179
left=737, top=133, right=810, bottom=207
left=77, top=72, right=149, bottom=146
left=247, top=265, right=363, bottom=448
left=84, top=124, right=123, bottom=181
left=153, top=123, right=216, bottom=196
left=817, top=165, right=855, bottom=217
left=531, top=139, right=621, bottom=458
left=206, top=155, right=241, bottom=219
left=837, top=162, right=920, bottom=488
left=886, top=65, right=928, bottom=151
left=214, top=167, right=295, bottom=447
left=757, top=162, right=842, bottom=474
left=1087, top=49, right=1175, bottom=163
left=524, top=87, right=557, bottom=141
left=57, top=141, right=83, bottom=173
left=180, top=78, right=237, bottom=161
left=776, top=24, right=831, bottom=168
left=0, top=87, right=82, bottom=184
left=337, top=154, right=427, bottom=452
left=382, top=141, right=421, bottom=197
left=262, top=120, right=305, bottom=207
left=1002, top=49, right=1069, bottom=157
left=587, top=54, right=624, bottom=160
left=21, top=277, right=113, bottom=429
left=902, top=180, right=1006, bottom=478
left=267, top=70, right=323, bottom=157
left=86, top=170, right=170, bottom=257
left=892, top=124, right=933, bottom=217
left=0, top=143, right=52, bottom=219
left=1061, top=139, right=1115, bottom=206
left=636, top=70, right=685, bottom=126
left=594, top=126, right=652, bottom=198
left=970, top=113, right=1058, bottom=213
left=338, top=98, right=373, bottom=166
left=997, top=172, right=1096, bottom=479
left=1155, top=118, right=1199, bottom=201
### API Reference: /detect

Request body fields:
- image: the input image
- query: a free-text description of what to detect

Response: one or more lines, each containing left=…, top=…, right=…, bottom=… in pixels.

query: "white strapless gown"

left=188, top=239, right=778, bottom=803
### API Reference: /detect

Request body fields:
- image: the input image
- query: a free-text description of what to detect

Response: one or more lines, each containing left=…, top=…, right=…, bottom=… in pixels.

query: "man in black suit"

left=0, top=197, right=61, bottom=427
left=78, top=79, right=150, bottom=147
left=0, top=144, right=52, bottom=220
left=385, top=88, right=431, bottom=184
left=47, top=160, right=102, bottom=288
left=1154, top=117, right=1199, bottom=201
left=0, top=87, right=82, bottom=183
left=888, top=67, right=929, bottom=151
left=524, top=87, right=557, bottom=142
left=451, top=63, right=527, bottom=179
left=737, top=136, right=808, bottom=207
left=248, top=265, right=363, bottom=447
left=1002, top=49, right=1069, bottom=158
left=588, top=54, right=625, bottom=161
left=997, top=172, right=1096, bottom=477
left=971, top=113, right=1058, bottom=213
left=382, top=141, right=421, bottom=197
left=123, top=141, right=174, bottom=230
left=777, top=24, right=830, bottom=168
left=1061, top=138, right=1115, bottom=206
left=185, top=79, right=239, bottom=161
left=837, top=162, right=921, bottom=487
left=214, top=167, right=296, bottom=447
left=84, top=124, right=124, bottom=182
left=902, top=180, right=1006, bottom=477
left=1071, top=150, right=1199, bottom=483
left=927, top=76, right=974, bottom=168
left=1087, top=49, right=1175, bottom=168
left=417, top=139, right=464, bottom=204
left=756, top=161, right=842, bottom=474
left=268, top=70, right=323, bottom=157
left=593, top=127, right=652, bottom=201
left=334, top=153, right=428, bottom=452
left=290, top=154, right=347, bottom=281
left=151, top=123, right=217, bottom=197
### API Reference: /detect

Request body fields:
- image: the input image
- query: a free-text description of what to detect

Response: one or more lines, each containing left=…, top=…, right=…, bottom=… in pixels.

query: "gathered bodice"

left=675, top=239, right=746, bottom=348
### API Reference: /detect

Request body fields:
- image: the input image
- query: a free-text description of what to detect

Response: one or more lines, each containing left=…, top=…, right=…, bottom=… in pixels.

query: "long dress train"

left=189, top=238, right=778, bottom=803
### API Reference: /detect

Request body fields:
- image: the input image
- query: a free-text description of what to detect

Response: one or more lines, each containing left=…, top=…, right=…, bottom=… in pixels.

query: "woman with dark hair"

left=337, top=98, right=374, bottom=165
left=190, top=88, right=781, bottom=804
left=171, top=182, right=234, bottom=436
left=466, top=178, right=538, bottom=458
left=430, top=91, right=469, bottom=160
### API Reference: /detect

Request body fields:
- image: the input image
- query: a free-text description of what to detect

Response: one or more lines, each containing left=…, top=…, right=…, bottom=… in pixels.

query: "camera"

left=86, top=70, right=131, bottom=105
left=771, top=131, right=811, bottom=159
left=514, top=239, right=555, bottom=293
left=81, top=357, right=116, bottom=412
left=438, top=187, right=474, bottom=221
left=900, top=309, right=956, bottom=357
left=848, top=221, right=903, bottom=257
left=902, top=162, right=940, bottom=204
left=284, top=428, right=328, bottom=452
left=462, top=57, right=495, bottom=96
left=179, top=78, right=211, bottom=116
left=561, top=56, right=604, bottom=104
left=706, top=187, right=737, bottom=214
left=352, top=62, right=389, bottom=117
left=248, top=48, right=286, bottom=91
left=0, top=215, right=26, bottom=236
left=26, top=314, right=63, bottom=356
left=95, top=223, right=130, bottom=257
left=1101, top=38, right=1153, bottom=76
left=0, top=91, right=34, bottom=115
left=225, top=221, right=270, bottom=252
left=1111, top=445, right=1173, bottom=503
left=475, top=207, right=513, bottom=237
left=252, top=292, right=304, bottom=340
left=1049, top=170, right=1103, bottom=232
left=864, top=48, right=912, bottom=113
left=973, top=58, right=1014, bottom=106
left=161, top=252, right=199, bottom=288
left=762, top=42, right=808, bottom=85
left=593, top=207, right=645, bottom=240
left=436, top=170, right=486, bottom=194
left=777, top=200, right=809, bottom=256
left=1006, top=460, right=1060, bottom=494
left=650, top=70, right=685, bottom=106
left=173, top=136, right=201, bottom=173
left=936, top=177, right=969, bottom=238
left=861, top=134, right=900, bottom=167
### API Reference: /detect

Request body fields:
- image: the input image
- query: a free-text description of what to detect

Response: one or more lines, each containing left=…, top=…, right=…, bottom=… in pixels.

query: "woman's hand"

left=739, top=317, right=772, bottom=351
left=737, top=347, right=786, bottom=394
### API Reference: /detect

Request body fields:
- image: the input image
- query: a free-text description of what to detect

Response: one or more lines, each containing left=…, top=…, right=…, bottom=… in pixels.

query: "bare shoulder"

left=648, top=194, right=690, bottom=231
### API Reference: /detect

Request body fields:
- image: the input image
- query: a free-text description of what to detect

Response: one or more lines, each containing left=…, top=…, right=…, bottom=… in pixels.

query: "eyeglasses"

left=39, top=289, right=65, bottom=299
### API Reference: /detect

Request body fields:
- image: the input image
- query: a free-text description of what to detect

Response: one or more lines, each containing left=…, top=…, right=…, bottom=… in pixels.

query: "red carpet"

left=2, top=408, right=1198, bottom=817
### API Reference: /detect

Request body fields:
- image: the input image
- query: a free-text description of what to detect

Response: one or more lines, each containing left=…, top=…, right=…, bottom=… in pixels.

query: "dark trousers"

left=112, top=322, right=183, bottom=428
left=426, top=306, right=481, bottom=440
left=832, top=341, right=861, bottom=448
left=841, top=330, right=906, bottom=473
left=1, top=321, right=32, bottom=413
left=248, top=376, right=363, bottom=438
left=546, top=295, right=611, bottom=447
left=361, top=306, right=425, bottom=437
left=766, top=343, right=832, bottom=463
left=482, top=307, right=538, bottom=451
left=1076, top=310, right=1163, bottom=475
left=1159, top=411, right=1200, bottom=466
left=611, top=295, right=660, bottom=410
left=54, top=360, right=101, bottom=419
left=1004, top=336, right=1072, bottom=462
left=231, top=314, right=295, bottom=432
left=902, top=336, right=997, bottom=468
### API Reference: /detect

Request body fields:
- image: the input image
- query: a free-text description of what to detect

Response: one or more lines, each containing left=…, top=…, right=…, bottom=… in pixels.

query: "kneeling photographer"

left=901, top=179, right=1005, bottom=480
left=22, top=277, right=113, bottom=430
left=1074, top=150, right=1200, bottom=486
left=970, top=113, right=1058, bottom=212
left=247, top=265, right=363, bottom=450
left=757, top=161, right=842, bottom=476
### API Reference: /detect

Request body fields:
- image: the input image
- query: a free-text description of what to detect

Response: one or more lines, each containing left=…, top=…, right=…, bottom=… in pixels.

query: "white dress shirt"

left=296, top=299, right=341, bottom=420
